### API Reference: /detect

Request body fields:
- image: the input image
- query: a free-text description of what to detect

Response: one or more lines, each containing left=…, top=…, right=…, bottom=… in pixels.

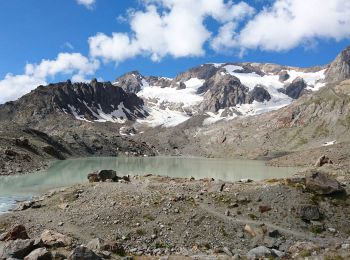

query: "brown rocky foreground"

left=1, top=165, right=350, bottom=259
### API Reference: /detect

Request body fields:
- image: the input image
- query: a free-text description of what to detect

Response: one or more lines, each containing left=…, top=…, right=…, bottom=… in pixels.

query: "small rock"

left=328, top=228, right=337, bottom=233
left=314, top=155, right=333, bottom=167
left=225, top=210, right=230, bottom=216
left=299, top=204, right=320, bottom=221
left=247, top=246, right=273, bottom=259
left=244, top=225, right=256, bottom=237
left=68, top=245, right=102, bottom=260
left=258, top=205, right=271, bottom=213
left=268, top=229, right=281, bottom=238
left=240, top=179, right=253, bottom=183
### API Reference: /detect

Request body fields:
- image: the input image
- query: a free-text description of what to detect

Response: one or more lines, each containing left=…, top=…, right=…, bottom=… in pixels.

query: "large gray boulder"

left=305, top=170, right=344, bottom=195
left=0, top=239, right=35, bottom=259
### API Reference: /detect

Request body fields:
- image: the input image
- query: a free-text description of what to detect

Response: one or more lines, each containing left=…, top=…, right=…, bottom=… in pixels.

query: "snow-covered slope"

left=112, top=63, right=326, bottom=127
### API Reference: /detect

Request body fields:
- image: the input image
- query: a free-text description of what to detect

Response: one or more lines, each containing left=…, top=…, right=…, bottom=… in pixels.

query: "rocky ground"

left=1, top=165, right=349, bottom=259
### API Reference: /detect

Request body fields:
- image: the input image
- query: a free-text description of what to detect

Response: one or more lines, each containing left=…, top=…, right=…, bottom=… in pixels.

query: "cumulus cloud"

left=214, top=0, right=350, bottom=52
left=0, top=53, right=99, bottom=104
left=89, top=0, right=350, bottom=61
left=88, top=0, right=255, bottom=62
left=76, top=0, right=95, bottom=9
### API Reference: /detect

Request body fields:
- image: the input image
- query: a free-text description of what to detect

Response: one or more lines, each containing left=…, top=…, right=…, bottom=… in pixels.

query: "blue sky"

left=1, top=0, right=350, bottom=103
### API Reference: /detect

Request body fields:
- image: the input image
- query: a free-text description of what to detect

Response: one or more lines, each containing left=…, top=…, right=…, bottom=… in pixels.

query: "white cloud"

left=76, top=0, right=95, bottom=9
left=215, top=0, right=350, bottom=52
left=88, top=0, right=255, bottom=62
left=0, top=53, right=99, bottom=104
left=0, top=74, right=46, bottom=104
left=89, top=0, right=350, bottom=61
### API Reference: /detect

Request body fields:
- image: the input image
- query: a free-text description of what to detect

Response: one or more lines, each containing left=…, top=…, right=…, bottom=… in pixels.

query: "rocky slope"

left=0, top=169, right=349, bottom=259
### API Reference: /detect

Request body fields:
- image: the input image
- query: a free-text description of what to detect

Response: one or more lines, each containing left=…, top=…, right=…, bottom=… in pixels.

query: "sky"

left=1, top=0, right=350, bottom=103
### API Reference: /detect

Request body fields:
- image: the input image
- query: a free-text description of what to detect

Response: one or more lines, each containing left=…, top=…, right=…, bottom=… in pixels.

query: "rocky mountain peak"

left=0, top=81, right=147, bottom=125
left=326, top=45, right=350, bottom=83
left=114, top=71, right=146, bottom=94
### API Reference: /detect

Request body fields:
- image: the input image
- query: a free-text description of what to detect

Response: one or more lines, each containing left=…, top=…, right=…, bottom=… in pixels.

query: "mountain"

left=113, top=62, right=326, bottom=127
left=0, top=79, right=147, bottom=125
left=1, top=45, right=350, bottom=175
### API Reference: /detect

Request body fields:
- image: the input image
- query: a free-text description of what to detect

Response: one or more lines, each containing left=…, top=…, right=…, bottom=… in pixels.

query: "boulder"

left=0, top=239, right=35, bottom=259
left=15, top=137, right=30, bottom=147
left=87, top=173, right=100, bottom=183
left=299, top=204, right=320, bottom=221
left=4, top=149, right=18, bottom=157
left=247, top=246, right=274, bottom=259
left=68, top=245, right=102, bottom=260
left=314, top=155, right=333, bottom=167
left=24, top=247, right=52, bottom=260
left=305, top=170, right=344, bottom=195
left=40, top=230, right=72, bottom=247
left=258, top=205, right=271, bottom=213
left=13, top=201, right=41, bottom=211
left=87, top=238, right=125, bottom=256
left=88, top=170, right=117, bottom=182
left=0, top=225, right=29, bottom=241
left=86, top=238, right=104, bottom=251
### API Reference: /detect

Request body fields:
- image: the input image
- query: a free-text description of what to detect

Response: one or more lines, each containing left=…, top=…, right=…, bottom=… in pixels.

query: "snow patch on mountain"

left=136, top=78, right=205, bottom=127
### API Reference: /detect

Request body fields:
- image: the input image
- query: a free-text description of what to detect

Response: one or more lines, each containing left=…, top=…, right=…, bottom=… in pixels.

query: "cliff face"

left=326, top=46, right=350, bottom=83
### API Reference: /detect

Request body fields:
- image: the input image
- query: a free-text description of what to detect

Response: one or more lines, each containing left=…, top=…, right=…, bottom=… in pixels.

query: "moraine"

left=0, top=156, right=300, bottom=214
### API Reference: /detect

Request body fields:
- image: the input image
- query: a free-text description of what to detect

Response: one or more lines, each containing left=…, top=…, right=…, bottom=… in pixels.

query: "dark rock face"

left=0, top=79, right=147, bottom=124
left=174, top=64, right=220, bottom=83
left=278, top=71, right=290, bottom=82
left=305, top=171, right=344, bottom=195
left=246, top=86, right=271, bottom=103
left=144, top=76, right=172, bottom=89
left=279, top=77, right=307, bottom=99
left=200, top=74, right=249, bottom=112
left=114, top=71, right=145, bottom=94
left=326, top=45, right=350, bottom=83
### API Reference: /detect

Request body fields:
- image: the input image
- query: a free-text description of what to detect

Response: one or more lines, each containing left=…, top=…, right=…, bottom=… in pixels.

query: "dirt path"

left=197, top=200, right=316, bottom=241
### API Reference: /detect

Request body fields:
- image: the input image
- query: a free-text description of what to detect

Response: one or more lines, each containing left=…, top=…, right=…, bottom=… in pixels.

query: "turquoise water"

left=0, top=156, right=299, bottom=213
